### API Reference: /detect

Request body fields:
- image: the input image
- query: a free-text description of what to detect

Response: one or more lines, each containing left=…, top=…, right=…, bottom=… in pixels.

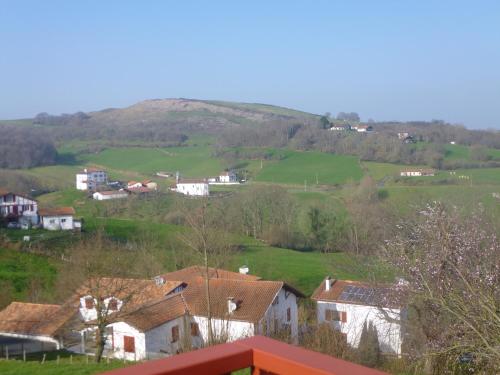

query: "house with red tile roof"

left=38, top=206, right=81, bottom=230
left=0, top=189, right=39, bottom=226
left=312, top=277, right=404, bottom=356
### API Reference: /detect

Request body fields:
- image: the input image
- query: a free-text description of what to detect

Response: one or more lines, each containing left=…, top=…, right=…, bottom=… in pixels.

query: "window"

left=325, top=309, right=346, bottom=322
left=171, top=325, right=179, bottom=343
left=190, top=323, right=199, bottom=336
left=124, top=336, right=135, bottom=353
left=61, top=218, right=66, bottom=223
left=85, top=297, right=94, bottom=309
left=108, top=298, right=118, bottom=311
left=49, top=219, right=55, bottom=224
left=287, top=308, right=291, bottom=322
left=106, top=327, right=114, bottom=350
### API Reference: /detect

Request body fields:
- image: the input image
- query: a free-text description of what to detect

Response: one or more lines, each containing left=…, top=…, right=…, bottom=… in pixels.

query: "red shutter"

left=108, top=299, right=118, bottom=311
left=171, top=325, right=179, bottom=342
left=325, top=309, right=332, bottom=321
left=341, top=311, right=347, bottom=323
left=85, top=297, right=94, bottom=309
left=124, top=336, right=135, bottom=353
left=190, top=323, right=199, bottom=336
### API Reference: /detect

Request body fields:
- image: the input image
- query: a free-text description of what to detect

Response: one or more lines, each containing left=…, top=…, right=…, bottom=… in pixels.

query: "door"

left=123, top=336, right=135, bottom=353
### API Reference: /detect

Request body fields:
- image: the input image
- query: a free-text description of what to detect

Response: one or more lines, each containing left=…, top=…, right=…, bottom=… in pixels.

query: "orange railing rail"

left=102, top=335, right=389, bottom=375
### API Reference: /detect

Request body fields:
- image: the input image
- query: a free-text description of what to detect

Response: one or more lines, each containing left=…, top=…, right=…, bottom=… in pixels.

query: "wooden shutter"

left=190, top=323, right=199, bottom=336
left=123, top=336, right=135, bottom=353
left=325, top=309, right=332, bottom=321
left=171, top=325, right=179, bottom=342
left=341, top=311, right=347, bottom=323
left=287, top=308, right=291, bottom=322
left=108, top=299, right=118, bottom=311
left=85, top=297, right=94, bottom=309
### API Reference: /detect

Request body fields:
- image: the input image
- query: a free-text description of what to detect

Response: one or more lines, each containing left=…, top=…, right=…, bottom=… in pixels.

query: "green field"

left=255, top=150, right=362, bottom=186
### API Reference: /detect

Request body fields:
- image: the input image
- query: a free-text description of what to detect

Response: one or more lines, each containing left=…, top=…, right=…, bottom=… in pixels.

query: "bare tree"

left=383, top=203, right=500, bottom=373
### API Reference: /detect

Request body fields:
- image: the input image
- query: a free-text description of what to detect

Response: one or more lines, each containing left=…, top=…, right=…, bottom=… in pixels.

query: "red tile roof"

left=160, top=266, right=261, bottom=283
left=38, top=207, right=75, bottom=216
left=177, top=179, right=208, bottom=184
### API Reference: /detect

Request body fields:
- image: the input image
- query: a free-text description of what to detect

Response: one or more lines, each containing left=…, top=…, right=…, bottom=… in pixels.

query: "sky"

left=1, top=1, right=499, bottom=129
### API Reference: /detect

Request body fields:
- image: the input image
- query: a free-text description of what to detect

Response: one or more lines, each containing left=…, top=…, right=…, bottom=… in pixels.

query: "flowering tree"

left=384, top=203, right=499, bottom=373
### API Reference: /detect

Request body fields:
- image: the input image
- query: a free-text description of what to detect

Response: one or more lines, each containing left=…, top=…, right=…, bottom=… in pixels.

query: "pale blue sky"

left=1, top=1, right=499, bottom=128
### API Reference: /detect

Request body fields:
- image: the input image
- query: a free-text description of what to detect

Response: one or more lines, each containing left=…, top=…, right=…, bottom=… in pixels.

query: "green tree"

left=357, top=321, right=381, bottom=367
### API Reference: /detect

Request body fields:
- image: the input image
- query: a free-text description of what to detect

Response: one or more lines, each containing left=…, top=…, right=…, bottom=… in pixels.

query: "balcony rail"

left=102, top=335, right=389, bottom=375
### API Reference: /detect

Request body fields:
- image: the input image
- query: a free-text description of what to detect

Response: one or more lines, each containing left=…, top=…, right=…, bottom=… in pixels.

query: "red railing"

left=102, top=335, right=389, bottom=375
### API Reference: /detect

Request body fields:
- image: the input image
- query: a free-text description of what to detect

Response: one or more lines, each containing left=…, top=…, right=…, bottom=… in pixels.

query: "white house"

left=76, top=168, right=108, bottom=191
left=93, top=191, right=129, bottom=201
left=312, top=277, right=403, bottom=356
left=219, top=171, right=237, bottom=183
left=329, top=125, right=351, bottom=131
left=0, top=188, right=38, bottom=225
left=38, top=207, right=81, bottom=231
left=0, top=267, right=304, bottom=361
left=174, top=179, right=209, bottom=197
left=352, top=125, right=373, bottom=133
left=400, top=169, right=435, bottom=177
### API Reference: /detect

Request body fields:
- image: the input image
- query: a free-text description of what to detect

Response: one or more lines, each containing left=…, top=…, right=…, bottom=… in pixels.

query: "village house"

left=329, top=124, right=351, bottom=131
left=76, top=168, right=108, bottom=191
left=0, top=188, right=38, bottom=226
left=218, top=171, right=237, bottom=183
left=312, top=277, right=403, bottom=356
left=38, top=207, right=81, bottom=231
left=93, top=191, right=129, bottom=201
left=400, top=168, right=435, bottom=177
left=127, top=180, right=158, bottom=190
left=173, top=179, right=209, bottom=196
left=0, top=266, right=303, bottom=361
left=352, top=125, right=374, bottom=133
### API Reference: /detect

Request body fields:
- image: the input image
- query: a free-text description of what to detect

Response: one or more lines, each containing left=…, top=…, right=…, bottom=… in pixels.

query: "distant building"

left=76, top=168, right=108, bottom=191
left=352, top=125, right=373, bottom=133
left=0, top=188, right=38, bottom=225
left=400, top=169, right=435, bottom=177
left=127, top=180, right=158, bottom=190
left=312, top=277, right=403, bottom=356
left=209, top=171, right=239, bottom=185
left=397, top=132, right=415, bottom=144
left=93, top=191, right=129, bottom=201
left=329, top=124, right=351, bottom=131
left=39, top=207, right=81, bottom=231
left=174, top=179, right=209, bottom=196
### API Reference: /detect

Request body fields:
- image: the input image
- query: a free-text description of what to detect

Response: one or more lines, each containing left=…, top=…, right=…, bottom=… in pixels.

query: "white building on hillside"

left=93, top=191, right=129, bottom=201
left=312, top=277, right=404, bottom=356
left=0, top=266, right=303, bottom=361
left=0, top=188, right=38, bottom=225
left=39, top=207, right=81, bottom=231
left=174, top=179, right=209, bottom=196
left=400, top=169, right=435, bottom=177
left=76, top=168, right=108, bottom=191
left=219, top=171, right=237, bottom=183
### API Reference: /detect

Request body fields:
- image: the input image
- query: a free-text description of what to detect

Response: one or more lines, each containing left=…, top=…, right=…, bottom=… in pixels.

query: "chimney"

left=325, top=276, right=331, bottom=291
left=227, top=297, right=237, bottom=314
left=239, top=265, right=249, bottom=275
left=175, top=171, right=180, bottom=183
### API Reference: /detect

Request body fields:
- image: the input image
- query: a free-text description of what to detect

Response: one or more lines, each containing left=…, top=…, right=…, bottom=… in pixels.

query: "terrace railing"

left=102, top=335, right=389, bottom=375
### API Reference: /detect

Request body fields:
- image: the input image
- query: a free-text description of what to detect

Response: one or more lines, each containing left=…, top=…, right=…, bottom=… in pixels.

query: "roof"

left=79, top=167, right=105, bottom=174
left=0, top=302, right=73, bottom=337
left=177, top=179, right=208, bottom=184
left=159, top=266, right=261, bottom=284
left=311, top=278, right=399, bottom=309
left=127, top=181, right=140, bottom=185
left=38, top=207, right=75, bottom=216
left=76, top=278, right=184, bottom=312
left=0, top=189, right=36, bottom=201
left=125, top=187, right=153, bottom=194
left=116, top=294, right=188, bottom=332
left=0, top=188, right=10, bottom=196
left=181, top=277, right=303, bottom=323
left=95, top=190, right=128, bottom=196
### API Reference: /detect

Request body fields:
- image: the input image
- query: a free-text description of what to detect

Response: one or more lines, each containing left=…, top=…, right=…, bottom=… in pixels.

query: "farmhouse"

left=0, top=266, right=303, bottom=361
left=329, top=124, right=351, bottom=131
left=352, top=125, right=373, bottom=133
left=312, top=277, right=403, bottom=355
left=127, top=180, right=158, bottom=190
left=174, top=179, right=209, bottom=196
left=0, top=188, right=38, bottom=225
left=76, top=168, right=108, bottom=191
left=219, top=171, right=237, bottom=183
left=400, top=168, right=435, bottom=177
left=38, top=207, right=81, bottom=231
left=93, top=191, right=129, bottom=200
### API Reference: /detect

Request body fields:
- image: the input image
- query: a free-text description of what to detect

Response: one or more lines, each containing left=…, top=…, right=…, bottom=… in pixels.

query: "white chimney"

left=227, top=297, right=237, bottom=314
left=325, top=276, right=331, bottom=291
left=239, top=265, right=249, bottom=275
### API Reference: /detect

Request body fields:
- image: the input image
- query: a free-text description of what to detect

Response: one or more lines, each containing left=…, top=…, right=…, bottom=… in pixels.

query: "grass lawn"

left=255, top=150, right=362, bottom=186
left=0, top=351, right=126, bottom=375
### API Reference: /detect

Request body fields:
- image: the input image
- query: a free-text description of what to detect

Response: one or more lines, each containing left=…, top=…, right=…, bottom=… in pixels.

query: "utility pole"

left=304, top=179, right=307, bottom=192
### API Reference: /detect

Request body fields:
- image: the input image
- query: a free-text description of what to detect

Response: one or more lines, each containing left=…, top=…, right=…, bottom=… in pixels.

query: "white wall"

left=176, top=183, right=209, bottom=196
left=76, top=174, right=88, bottom=190
left=316, top=301, right=402, bottom=355
left=76, top=171, right=108, bottom=191
left=259, top=288, right=299, bottom=340
left=107, top=322, right=146, bottom=361
left=193, top=315, right=254, bottom=343
left=93, top=192, right=128, bottom=200
left=41, top=215, right=75, bottom=231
